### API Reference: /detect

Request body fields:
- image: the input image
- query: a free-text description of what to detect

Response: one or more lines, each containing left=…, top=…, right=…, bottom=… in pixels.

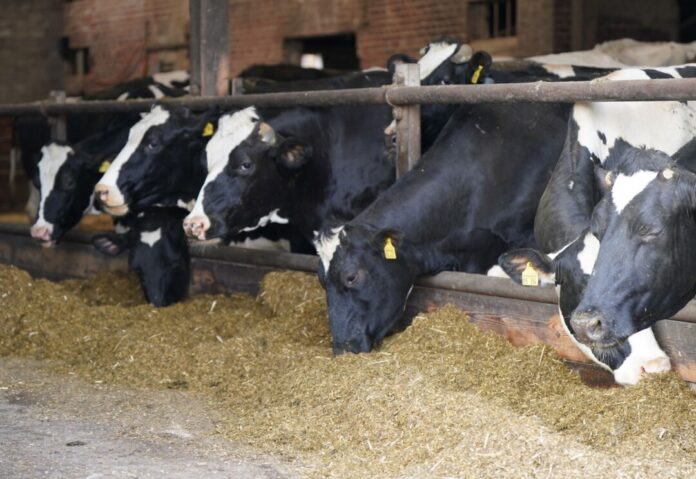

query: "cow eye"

left=238, top=160, right=254, bottom=173
left=145, top=137, right=161, bottom=151
left=342, top=269, right=365, bottom=288
left=391, top=135, right=397, bottom=146
left=439, top=79, right=451, bottom=85
left=638, top=225, right=662, bottom=241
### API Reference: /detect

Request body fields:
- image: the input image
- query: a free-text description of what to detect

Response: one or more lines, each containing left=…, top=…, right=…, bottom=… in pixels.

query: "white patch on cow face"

left=314, top=226, right=345, bottom=273
left=540, top=63, right=576, bottom=79
left=148, top=85, right=165, bottom=99
left=34, top=143, right=74, bottom=231
left=188, top=107, right=259, bottom=223
left=140, top=228, right=162, bottom=247
left=114, top=222, right=130, bottom=234
left=117, top=91, right=130, bottom=101
left=176, top=199, right=196, bottom=211
left=486, top=265, right=509, bottom=278
left=576, top=231, right=600, bottom=275
left=612, top=328, right=671, bottom=386
left=152, top=70, right=189, bottom=88
left=239, top=209, right=289, bottom=232
left=573, top=67, right=696, bottom=163
left=418, top=42, right=458, bottom=80
left=611, top=170, right=658, bottom=214
left=97, top=105, right=171, bottom=206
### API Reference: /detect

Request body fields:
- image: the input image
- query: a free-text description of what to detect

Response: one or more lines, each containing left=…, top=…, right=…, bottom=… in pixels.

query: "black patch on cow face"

left=93, top=207, right=190, bottom=307
left=643, top=69, right=673, bottom=80
left=114, top=106, right=211, bottom=210
left=36, top=150, right=102, bottom=242
left=200, top=130, right=305, bottom=239
left=675, top=66, right=696, bottom=78
left=324, top=225, right=417, bottom=354
left=597, top=130, right=607, bottom=145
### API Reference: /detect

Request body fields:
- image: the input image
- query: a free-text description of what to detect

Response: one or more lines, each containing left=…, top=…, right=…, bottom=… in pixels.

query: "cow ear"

left=275, top=138, right=312, bottom=170
left=498, top=248, right=555, bottom=286
left=450, top=44, right=473, bottom=64
left=593, top=165, right=615, bottom=196
left=387, top=53, right=417, bottom=75
left=464, top=51, right=492, bottom=84
left=92, top=233, right=127, bottom=256
left=370, top=228, right=404, bottom=261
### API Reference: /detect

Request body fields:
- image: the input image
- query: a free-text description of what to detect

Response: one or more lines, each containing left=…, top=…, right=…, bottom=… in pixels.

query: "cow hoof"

left=641, top=355, right=671, bottom=375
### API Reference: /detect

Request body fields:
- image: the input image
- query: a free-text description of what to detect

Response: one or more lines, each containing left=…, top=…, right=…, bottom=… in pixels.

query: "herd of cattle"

left=15, top=38, right=696, bottom=386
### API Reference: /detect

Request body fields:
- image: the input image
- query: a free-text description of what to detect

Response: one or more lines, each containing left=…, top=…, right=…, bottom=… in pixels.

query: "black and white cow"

left=317, top=101, right=573, bottom=354
left=94, top=105, right=214, bottom=217
left=92, top=207, right=190, bottom=307
left=182, top=104, right=395, bottom=245
left=498, top=65, right=696, bottom=385
left=29, top=116, right=139, bottom=245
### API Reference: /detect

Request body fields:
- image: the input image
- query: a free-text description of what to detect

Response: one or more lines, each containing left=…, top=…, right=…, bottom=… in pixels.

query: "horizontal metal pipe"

left=2, top=78, right=696, bottom=116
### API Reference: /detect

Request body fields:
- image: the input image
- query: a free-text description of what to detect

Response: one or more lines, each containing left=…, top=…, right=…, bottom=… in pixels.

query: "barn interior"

left=1, top=1, right=696, bottom=478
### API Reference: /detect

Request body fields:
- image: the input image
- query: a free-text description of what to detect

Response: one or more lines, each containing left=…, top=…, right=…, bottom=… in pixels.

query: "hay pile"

left=1, top=264, right=695, bottom=478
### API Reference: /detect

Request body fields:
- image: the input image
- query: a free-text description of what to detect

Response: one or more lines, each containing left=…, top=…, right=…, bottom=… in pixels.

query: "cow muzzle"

left=30, top=223, right=55, bottom=247
left=94, top=184, right=129, bottom=216
left=570, top=310, right=612, bottom=345
left=183, top=215, right=211, bottom=241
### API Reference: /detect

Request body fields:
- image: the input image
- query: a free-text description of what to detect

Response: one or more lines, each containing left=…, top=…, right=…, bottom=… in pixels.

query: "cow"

left=29, top=115, right=139, bottom=246
left=317, top=100, right=572, bottom=354
left=497, top=65, right=696, bottom=385
left=93, top=104, right=314, bottom=254
left=91, top=207, right=190, bottom=307
left=16, top=74, right=189, bottom=219
left=94, top=105, right=214, bottom=217
left=182, top=103, right=395, bottom=245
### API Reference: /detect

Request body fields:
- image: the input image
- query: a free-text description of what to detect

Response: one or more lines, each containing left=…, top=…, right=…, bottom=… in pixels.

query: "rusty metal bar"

left=2, top=78, right=696, bottom=116
left=393, top=63, right=421, bottom=176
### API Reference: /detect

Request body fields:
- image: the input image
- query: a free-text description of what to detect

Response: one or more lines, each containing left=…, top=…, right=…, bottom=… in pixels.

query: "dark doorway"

left=284, top=33, right=359, bottom=71
left=680, top=0, right=696, bottom=41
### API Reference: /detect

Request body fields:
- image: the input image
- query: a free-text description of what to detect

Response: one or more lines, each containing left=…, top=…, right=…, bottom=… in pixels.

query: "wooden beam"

left=189, top=0, right=229, bottom=97
left=393, top=63, right=421, bottom=177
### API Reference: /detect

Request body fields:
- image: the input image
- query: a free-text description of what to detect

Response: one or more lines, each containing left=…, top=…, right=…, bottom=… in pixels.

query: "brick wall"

left=0, top=0, right=64, bottom=103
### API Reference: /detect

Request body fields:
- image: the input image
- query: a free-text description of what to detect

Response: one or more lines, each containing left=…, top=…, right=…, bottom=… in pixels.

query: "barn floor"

left=0, top=357, right=295, bottom=479
left=1, top=266, right=696, bottom=478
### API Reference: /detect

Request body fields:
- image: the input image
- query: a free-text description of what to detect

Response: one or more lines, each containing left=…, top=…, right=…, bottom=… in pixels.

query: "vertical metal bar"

left=49, top=90, right=66, bottom=142
left=505, top=0, right=512, bottom=36
left=393, top=63, right=421, bottom=178
left=492, top=1, right=500, bottom=38
left=9, top=148, right=17, bottom=207
left=230, top=77, right=245, bottom=96
left=189, top=0, right=230, bottom=97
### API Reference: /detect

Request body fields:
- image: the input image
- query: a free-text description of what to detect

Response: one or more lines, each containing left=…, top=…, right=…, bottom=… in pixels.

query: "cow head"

left=317, top=224, right=418, bottom=354
left=30, top=143, right=103, bottom=246
left=499, top=150, right=696, bottom=384
left=92, top=207, right=190, bottom=307
left=184, top=107, right=310, bottom=241
left=95, top=105, right=212, bottom=216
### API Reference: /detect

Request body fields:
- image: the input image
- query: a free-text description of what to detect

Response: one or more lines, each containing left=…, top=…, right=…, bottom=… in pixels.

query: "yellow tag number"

left=98, top=160, right=111, bottom=174
left=384, top=238, right=397, bottom=260
left=521, top=262, right=539, bottom=287
left=202, top=122, right=215, bottom=137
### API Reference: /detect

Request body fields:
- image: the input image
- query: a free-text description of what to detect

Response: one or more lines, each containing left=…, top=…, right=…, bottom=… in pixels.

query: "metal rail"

left=2, top=78, right=696, bottom=116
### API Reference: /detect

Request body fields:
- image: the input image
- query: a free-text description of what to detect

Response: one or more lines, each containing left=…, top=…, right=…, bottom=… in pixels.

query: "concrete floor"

left=0, top=358, right=297, bottom=479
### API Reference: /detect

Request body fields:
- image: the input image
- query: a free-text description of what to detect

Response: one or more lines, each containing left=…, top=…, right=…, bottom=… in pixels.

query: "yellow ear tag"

left=98, top=160, right=111, bottom=174
left=471, top=64, right=484, bottom=84
left=202, top=122, right=215, bottom=137
left=521, top=262, right=539, bottom=287
left=384, top=238, right=397, bottom=260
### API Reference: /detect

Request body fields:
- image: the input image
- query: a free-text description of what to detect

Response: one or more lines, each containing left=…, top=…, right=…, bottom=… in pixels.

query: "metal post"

left=48, top=90, right=66, bottom=142
left=189, top=0, right=230, bottom=97
left=9, top=148, right=17, bottom=207
left=230, top=77, right=245, bottom=96
left=393, top=63, right=421, bottom=177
